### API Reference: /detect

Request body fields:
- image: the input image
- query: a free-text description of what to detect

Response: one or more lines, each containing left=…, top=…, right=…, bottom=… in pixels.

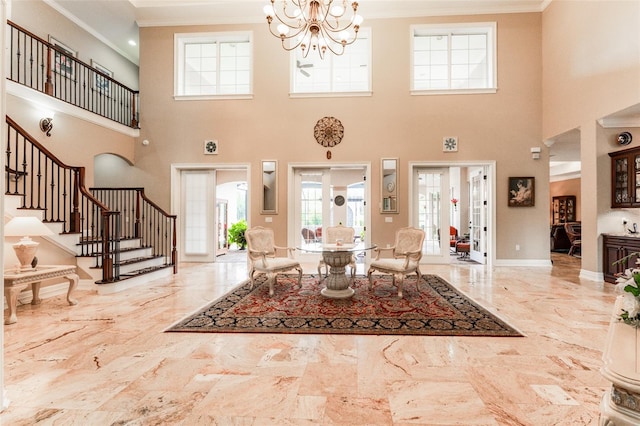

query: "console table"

left=4, top=265, right=79, bottom=324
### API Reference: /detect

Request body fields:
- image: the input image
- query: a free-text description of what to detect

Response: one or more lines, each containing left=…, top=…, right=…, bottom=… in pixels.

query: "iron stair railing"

left=7, top=20, right=139, bottom=128
left=5, top=115, right=120, bottom=282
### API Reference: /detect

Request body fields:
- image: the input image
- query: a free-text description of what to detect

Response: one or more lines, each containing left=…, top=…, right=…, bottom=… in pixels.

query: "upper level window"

left=291, top=29, right=371, bottom=96
left=174, top=32, right=252, bottom=99
left=411, top=23, right=496, bottom=94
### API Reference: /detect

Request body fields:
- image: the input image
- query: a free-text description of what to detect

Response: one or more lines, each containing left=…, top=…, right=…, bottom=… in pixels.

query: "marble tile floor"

left=1, top=253, right=617, bottom=425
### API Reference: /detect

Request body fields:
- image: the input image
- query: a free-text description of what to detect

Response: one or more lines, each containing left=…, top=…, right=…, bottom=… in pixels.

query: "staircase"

left=5, top=116, right=177, bottom=294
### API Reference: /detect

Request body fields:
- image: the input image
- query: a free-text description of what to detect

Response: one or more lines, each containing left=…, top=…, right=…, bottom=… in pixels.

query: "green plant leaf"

left=624, top=284, right=640, bottom=297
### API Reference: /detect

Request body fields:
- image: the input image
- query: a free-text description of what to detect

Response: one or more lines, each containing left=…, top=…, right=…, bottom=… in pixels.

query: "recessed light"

left=128, top=40, right=137, bottom=46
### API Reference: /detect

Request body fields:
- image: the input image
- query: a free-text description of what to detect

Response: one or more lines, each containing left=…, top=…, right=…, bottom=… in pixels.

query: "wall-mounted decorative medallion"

left=315, top=116, right=344, bottom=148
left=443, top=137, right=458, bottom=152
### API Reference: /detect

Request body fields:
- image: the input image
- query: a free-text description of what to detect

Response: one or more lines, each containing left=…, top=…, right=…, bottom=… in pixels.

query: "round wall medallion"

left=334, top=195, right=345, bottom=206
left=314, top=116, right=344, bottom=148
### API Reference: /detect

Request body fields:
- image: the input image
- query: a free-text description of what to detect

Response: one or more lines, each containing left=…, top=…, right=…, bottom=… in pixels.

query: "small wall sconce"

left=39, top=117, right=53, bottom=137
left=531, top=147, right=541, bottom=160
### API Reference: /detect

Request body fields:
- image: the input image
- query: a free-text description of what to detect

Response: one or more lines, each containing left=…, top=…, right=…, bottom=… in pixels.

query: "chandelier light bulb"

left=277, top=24, right=289, bottom=36
left=339, top=31, right=349, bottom=42
left=330, top=5, right=344, bottom=16
left=353, top=14, right=363, bottom=26
left=263, top=4, right=274, bottom=17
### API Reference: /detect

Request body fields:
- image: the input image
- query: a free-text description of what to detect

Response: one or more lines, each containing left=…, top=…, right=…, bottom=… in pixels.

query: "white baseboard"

left=580, top=269, right=604, bottom=282
left=494, top=259, right=553, bottom=267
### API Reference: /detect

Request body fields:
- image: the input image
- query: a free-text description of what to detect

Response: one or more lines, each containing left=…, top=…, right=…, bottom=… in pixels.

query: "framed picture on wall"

left=508, top=177, right=535, bottom=207
left=49, top=36, right=76, bottom=79
left=91, top=60, right=113, bottom=95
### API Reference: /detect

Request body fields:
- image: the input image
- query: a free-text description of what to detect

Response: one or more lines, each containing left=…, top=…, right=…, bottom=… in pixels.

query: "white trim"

left=580, top=269, right=604, bottom=282
left=170, top=163, right=252, bottom=261
left=289, top=92, right=373, bottom=99
left=409, top=161, right=496, bottom=269
left=174, top=31, right=253, bottom=98
left=174, top=94, right=254, bottom=101
left=6, top=81, right=139, bottom=138
left=287, top=161, right=372, bottom=259
left=410, top=22, right=497, bottom=93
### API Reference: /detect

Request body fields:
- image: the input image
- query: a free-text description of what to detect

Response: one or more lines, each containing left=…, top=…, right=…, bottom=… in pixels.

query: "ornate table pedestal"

left=320, top=250, right=356, bottom=299
left=600, top=296, right=640, bottom=425
left=4, top=265, right=79, bottom=325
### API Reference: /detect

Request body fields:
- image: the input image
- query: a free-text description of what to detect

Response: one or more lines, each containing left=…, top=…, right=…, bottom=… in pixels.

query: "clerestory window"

left=290, top=28, right=371, bottom=97
left=174, top=32, right=252, bottom=99
left=411, top=23, right=497, bottom=94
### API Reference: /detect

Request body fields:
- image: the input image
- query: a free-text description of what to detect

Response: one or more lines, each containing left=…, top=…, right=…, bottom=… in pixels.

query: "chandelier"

left=263, top=1, right=363, bottom=58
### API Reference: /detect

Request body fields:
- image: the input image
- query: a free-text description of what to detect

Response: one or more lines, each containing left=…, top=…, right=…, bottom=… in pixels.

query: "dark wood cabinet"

left=552, top=196, right=576, bottom=224
left=609, top=146, right=640, bottom=208
left=603, top=234, right=640, bottom=283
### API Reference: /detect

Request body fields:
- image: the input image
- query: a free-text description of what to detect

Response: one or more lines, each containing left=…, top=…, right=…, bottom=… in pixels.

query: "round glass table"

left=298, top=242, right=377, bottom=299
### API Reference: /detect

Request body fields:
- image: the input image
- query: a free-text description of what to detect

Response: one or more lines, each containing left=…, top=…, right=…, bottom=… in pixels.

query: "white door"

left=414, top=168, right=450, bottom=264
left=469, top=168, right=487, bottom=264
left=180, top=170, right=216, bottom=262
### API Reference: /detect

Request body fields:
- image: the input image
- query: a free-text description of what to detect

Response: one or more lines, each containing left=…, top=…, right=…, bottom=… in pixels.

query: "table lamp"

left=4, top=216, right=53, bottom=271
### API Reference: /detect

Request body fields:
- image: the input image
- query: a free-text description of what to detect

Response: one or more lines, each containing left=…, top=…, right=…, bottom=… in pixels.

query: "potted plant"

left=228, top=219, right=248, bottom=250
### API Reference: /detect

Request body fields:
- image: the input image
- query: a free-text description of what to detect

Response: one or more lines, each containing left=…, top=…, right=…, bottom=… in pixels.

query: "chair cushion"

left=370, top=258, right=418, bottom=273
left=253, top=257, right=299, bottom=271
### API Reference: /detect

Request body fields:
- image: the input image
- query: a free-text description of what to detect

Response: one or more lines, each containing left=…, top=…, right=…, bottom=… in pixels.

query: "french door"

left=413, top=168, right=451, bottom=264
left=290, top=164, right=369, bottom=266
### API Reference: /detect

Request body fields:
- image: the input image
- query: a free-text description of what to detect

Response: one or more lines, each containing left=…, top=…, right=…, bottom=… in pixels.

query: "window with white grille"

left=411, top=23, right=496, bottom=94
left=175, top=32, right=252, bottom=99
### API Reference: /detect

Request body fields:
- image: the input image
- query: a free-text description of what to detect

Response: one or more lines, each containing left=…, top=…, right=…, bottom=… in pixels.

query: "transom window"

left=174, top=32, right=252, bottom=99
left=291, top=28, right=371, bottom=96
left=411, top=23, right=496, bottom=94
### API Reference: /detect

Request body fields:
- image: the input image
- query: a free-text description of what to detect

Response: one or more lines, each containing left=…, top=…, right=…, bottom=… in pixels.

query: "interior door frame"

left=170, top=162, right=251, bottom=262
left=409, top=161, right=496, bottom=268
left=288, top=161, right=372, bottom=259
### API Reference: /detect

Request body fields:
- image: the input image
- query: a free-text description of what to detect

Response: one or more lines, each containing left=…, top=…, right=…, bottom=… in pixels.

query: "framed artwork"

left=91, top=60, right=113, bottom=95
left=508, top=177, right=535, bottom=207
left=49, top=36, right=76, bottom=79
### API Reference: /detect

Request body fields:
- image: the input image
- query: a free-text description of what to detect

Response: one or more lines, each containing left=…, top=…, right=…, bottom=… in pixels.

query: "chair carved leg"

left=267, top=272, right=276, bottom=296
left=395, top=273, right=404, bottom=298
left=367, top=268, right=374, bottom=289
left=249, top=269, right=256, bottom=289
left=296, top=267, right=303, bottom=286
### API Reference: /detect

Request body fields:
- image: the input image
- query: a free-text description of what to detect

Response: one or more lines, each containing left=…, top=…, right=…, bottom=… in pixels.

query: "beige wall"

left=550, top=178, right=581, bottom=223
left=542, top=0, right=640, bottom=274
left=7, top=95, right=135, bottom=188
left=134, top=13, right=547, bottom=260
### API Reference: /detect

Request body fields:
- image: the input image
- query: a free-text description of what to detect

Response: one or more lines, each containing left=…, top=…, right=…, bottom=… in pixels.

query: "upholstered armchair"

left=367, top=227, right=425, bottom=298
left=245, top=226, right=303, bottom=296
left=564, top=222, right=581, bottom=257
left=317, top=225, right=357, bottom=279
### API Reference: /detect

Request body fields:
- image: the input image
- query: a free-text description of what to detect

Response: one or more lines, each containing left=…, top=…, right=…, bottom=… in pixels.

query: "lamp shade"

left=4, top=216, right=53, bottom=237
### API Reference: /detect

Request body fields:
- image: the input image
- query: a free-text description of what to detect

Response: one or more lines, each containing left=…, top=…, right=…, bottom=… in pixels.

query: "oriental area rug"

left=166, top=274, right=523, bottom=337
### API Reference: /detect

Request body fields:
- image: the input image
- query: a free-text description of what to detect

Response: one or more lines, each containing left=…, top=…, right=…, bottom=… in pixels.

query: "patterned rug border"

left=165, top=274, right=524, bottom=337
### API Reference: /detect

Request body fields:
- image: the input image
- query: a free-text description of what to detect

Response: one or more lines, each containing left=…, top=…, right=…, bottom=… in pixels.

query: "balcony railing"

left=7, top=20, right=139, bottom=129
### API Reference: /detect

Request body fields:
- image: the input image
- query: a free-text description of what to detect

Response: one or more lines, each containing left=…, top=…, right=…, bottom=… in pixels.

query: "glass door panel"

left=415, top=168, right=450, bottom=263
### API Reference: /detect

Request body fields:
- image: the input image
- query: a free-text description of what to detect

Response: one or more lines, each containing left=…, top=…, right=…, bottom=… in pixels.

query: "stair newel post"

left=70, top=167, right=82, bottom=233
left=44, top=43, right=53, bottom=96
left=135, top=189, right=141, bottom=239
left=172, top=216, right=178, bottom=273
